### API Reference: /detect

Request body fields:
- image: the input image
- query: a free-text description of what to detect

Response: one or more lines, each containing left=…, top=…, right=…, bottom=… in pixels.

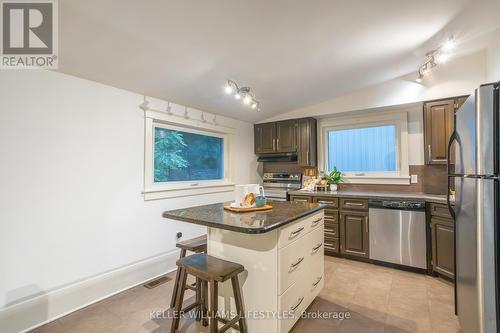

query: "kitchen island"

left=163, top=201, right=325, bottom=333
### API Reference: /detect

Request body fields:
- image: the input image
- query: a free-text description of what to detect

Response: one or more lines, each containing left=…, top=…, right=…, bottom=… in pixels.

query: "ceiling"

left=58, top=0, right=500, bottom=122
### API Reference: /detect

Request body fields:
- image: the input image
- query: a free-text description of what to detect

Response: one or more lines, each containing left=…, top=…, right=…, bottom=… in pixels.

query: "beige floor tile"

left=31, top=257, right=459, bottom=333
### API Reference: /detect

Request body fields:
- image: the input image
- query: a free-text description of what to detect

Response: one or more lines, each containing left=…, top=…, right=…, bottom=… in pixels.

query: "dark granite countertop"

left=288, top=190, right=449, bottom=204
left=162, top=201, right=325, bottom=234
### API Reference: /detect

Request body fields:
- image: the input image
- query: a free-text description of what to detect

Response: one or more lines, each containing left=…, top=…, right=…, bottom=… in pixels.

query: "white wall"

left=0, top=70, right=259, bottom=312
left=262, top=51, right=488, bottom=167
left=262, top=50, right=487, bottom=123
left=486, top=33, right=500, bottom=82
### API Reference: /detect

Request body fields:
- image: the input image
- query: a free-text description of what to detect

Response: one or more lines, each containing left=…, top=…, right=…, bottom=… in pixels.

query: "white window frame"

left=143, top=110, right=234, bottom=200
left=318, top=111, right=410, bottom=185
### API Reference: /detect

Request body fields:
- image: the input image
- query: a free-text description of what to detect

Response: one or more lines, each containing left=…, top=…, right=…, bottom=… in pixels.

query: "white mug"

left=234, top=184, right=264, bottom=205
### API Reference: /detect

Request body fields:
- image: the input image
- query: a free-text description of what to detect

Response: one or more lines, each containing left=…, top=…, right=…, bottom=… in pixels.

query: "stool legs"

left=202, top=280, right=209, bottom=327
left=170, top=249, right=187, bottom=308
left=170, top=267, right=187, bottom=333
left=231, top=275, right=248, bottom=333
left=195, top=277, right=202, bottom=322
left=208, top=281, right=219, bottom=333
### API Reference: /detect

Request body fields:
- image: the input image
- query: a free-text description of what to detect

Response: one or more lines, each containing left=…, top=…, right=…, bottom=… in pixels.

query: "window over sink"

left=327, top=124, right=397, bottom=173
left=319, top=111, right=410, bottom=185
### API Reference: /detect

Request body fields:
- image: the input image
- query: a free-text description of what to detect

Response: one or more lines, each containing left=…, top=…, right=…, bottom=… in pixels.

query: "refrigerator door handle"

left=447, top=130, right=460, bottom=219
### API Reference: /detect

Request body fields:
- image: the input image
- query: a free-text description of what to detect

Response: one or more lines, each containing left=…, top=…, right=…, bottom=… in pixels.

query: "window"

left=319, top=111, right=410, bottom=184
left=327, top=125, right=397, bottom=173
left=154, top=127, right=224, bottom=183
left=144, top=110, right=234, bottom=200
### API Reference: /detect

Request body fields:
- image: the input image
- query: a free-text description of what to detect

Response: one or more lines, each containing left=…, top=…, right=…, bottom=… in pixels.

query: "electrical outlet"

left=410, top=174, right=418, bottom=184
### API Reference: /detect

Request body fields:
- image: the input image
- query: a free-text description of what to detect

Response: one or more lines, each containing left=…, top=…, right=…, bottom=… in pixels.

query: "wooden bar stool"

left=171, top=253, right=248, bottom=333
left=170, top=235, right=207, bottom=309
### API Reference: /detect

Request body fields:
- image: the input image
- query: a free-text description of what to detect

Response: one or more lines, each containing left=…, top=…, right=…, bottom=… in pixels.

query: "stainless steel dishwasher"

left=368, top=200, right=427, bottom=269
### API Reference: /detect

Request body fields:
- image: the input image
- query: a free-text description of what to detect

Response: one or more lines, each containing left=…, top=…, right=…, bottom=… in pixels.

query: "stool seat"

left=176, top=235, right=207, bottom=253
left=177, top=253, right=244, bottom=282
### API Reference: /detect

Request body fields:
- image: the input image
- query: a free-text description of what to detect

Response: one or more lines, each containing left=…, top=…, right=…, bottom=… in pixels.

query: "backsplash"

left=261, top=163, right=448, bottom=195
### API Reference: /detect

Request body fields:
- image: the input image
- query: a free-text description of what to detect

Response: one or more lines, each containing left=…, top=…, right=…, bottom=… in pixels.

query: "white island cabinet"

left=208, top=210, right=324, bottom=333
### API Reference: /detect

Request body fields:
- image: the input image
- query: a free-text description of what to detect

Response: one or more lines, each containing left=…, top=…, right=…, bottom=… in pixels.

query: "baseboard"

left=0, top=250, right=180, bottom=333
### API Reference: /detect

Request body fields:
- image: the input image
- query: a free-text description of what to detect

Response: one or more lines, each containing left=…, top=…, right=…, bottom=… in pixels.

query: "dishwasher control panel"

left=369, top=200, right=426, bottom=211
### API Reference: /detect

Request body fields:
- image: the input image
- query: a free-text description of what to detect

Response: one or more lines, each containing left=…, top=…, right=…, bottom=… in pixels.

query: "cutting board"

left=223, top=205, right=273, bottom=213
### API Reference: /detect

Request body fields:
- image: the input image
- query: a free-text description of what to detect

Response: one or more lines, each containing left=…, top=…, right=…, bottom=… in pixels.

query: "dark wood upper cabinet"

left=339, top=211, right=369, bottom=258
left=424, top=99, right=455, bottom=164
left=276, top=120, right=297, bottom=152
left=254, top=117, right=317, bottom=166
left=254, top=122, right=276, bottom=154
left=297, top=118, right=317, bottom=167
left=423, top=95, right=469, bottom=165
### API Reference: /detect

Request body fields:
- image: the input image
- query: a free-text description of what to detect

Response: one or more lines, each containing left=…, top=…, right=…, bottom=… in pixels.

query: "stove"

left=262, top=172, right=302, bottom=201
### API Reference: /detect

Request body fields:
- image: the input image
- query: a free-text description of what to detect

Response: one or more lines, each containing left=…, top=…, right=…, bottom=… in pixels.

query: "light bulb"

left=234, top=93, right=241, bottom=100
left=251, top=102, right=257, bottom=109
left=442, top=38, right=455, bottom=52
left=224, top=84, right=233, bottom=94
left=243, top=95, right=252, bottom=105
left=435, top=52, right=449, bottom=64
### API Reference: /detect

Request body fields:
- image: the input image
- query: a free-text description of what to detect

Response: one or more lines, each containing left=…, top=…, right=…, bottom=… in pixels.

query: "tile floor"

left=31, top=256, right=460, bottom=333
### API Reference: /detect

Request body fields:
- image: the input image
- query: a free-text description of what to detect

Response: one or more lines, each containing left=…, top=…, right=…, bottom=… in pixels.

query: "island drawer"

left=278, top=211, right=323, bottom=249
left=278, top=276, right=309, bottom=333
left=339, top=197, right=369, bottom=211
left=313, top=196, right=339, bottom=208
left=278, top=226, right=323, bottom=294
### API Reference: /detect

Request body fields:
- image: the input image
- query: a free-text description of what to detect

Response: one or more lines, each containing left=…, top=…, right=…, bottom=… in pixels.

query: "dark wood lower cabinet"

left=431, top=217, right=455, bottom=279
left=339, top=211, right=369, bottom=258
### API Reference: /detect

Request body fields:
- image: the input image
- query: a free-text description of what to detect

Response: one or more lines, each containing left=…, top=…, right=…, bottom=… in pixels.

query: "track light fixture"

left=224, top=80, right=261, bottom=111
left=416, top=37, right=455, bottom=82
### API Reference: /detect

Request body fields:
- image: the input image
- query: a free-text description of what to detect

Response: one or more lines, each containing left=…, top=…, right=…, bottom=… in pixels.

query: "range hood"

left=257, top=153, right=297, bottom=162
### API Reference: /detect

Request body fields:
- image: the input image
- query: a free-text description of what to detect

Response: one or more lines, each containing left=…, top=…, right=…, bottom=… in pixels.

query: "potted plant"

left=323, top=167, right=344, bottom=191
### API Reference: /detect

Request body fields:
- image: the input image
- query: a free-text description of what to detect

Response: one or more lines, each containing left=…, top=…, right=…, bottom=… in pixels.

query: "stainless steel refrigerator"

left=448, top=82, right=499, bottom=333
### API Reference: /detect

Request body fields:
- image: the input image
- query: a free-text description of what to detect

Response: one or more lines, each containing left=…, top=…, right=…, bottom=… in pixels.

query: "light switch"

left=411, top=174, right=418, bottom=183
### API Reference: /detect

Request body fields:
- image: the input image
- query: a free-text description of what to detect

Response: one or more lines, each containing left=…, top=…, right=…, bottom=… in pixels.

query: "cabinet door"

left=339, top=211, right=369, bottom=258
left=431, top=217, right=455, bottom=279
left=276, top=120, right=297, bottom=153
left=297, top=118, right=317, bottom=166
left=424, top=99, right=455, bottom=164
left=254, top=123, right=276, bottom=154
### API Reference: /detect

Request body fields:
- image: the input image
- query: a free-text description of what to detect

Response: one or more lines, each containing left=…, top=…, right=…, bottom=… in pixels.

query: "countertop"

left=162, top=201, right=325, bottom=234
left=288, top=190, right=449, bottom=204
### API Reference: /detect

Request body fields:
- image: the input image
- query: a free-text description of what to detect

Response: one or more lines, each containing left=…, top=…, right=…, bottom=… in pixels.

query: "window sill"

left=342, top=175, right=410, bottom=185
left=143, top=182, right=235, bottom=200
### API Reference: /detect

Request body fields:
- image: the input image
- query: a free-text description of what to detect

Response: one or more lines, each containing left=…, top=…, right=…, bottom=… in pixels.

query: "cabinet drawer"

left=278, top=211, right=323, bottom=249
left=278, top=277, right=308, bottom=333
left=278, top=225, right=324, bottom=295
left=430, top=203, right=453, bottom=219
left=324, top=236, right=339, bottom=253
left=324, top=209, right=338, bottom=221
left=289, top=195, right=312, bottom=203
left=324, top=221, right=339, bottom=238
left=313, top=196, right=338, bottom=208
left=340, top=197, right=368, bottom=211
